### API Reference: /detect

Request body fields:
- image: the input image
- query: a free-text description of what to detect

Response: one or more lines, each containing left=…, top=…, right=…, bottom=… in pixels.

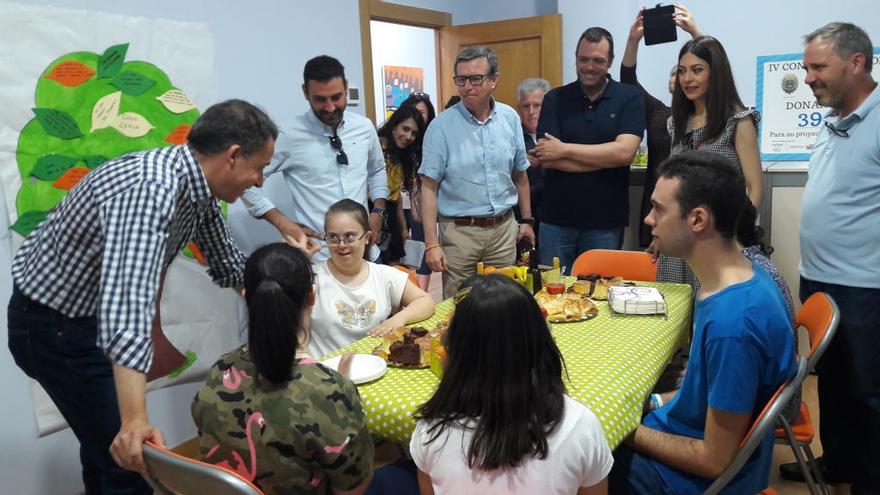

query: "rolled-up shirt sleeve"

left=193, top=201, right=246, bottom=288
left=366, top=131, right=389, bottom=201
left=98, top=181, right=174, bottom=373
left=241, top=130, right=293, bottom=217
left=418, top=123, right=448, bottom=183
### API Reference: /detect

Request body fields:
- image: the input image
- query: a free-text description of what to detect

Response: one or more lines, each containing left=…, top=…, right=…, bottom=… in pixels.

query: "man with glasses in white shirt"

left=419, top=45, right=535, bottom=299
left=243, top=55, right=388, bottom=261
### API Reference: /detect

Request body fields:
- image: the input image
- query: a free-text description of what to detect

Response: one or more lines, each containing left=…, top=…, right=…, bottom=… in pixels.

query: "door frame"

left=438, top=15, right=562, bottom=108
left=358, top=0, right=452, bottom=124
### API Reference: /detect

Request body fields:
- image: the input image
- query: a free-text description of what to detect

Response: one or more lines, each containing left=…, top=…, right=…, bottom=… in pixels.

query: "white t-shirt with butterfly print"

left=309, top=261, right=409, bottom=357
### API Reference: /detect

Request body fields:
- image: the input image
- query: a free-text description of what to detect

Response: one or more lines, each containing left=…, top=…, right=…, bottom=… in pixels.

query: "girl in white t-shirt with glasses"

left=308, top=199, right=435, bottom=357
left=410, top=274, right=613, bottom=495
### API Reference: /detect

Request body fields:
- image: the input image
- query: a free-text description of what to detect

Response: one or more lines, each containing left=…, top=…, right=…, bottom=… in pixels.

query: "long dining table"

left=325, top=280, right=693, bottom=448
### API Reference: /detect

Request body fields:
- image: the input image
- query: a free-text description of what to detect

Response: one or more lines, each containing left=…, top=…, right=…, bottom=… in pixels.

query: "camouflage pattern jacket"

left=192, top=346, right=374, bottom=494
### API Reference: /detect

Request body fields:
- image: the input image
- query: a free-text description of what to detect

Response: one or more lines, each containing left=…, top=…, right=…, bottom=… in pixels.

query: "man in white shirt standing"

left=243, top=55, right=388, bottom=261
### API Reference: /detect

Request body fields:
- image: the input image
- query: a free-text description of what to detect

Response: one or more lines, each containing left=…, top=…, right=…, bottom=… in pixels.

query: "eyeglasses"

left=410, top=92, right=431, bottom=100
left=328, top=134, right=349, bottom=165
left=824, top=121, right=849, bottom=138
left=325, top=232, right=368, bottom=245
left=453, top=74, right=492, bottom=87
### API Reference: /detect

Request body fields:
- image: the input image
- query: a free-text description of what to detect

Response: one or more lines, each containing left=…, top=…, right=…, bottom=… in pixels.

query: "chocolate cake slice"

left=389, top=335, right=421, bottom=365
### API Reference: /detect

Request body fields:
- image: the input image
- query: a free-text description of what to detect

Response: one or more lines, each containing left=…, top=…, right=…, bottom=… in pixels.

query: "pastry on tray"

left=534, top=289, right=598, bottom=322
left=575, top=274, right=623, bottom=300
left=375, top=322, right=447, bottom=367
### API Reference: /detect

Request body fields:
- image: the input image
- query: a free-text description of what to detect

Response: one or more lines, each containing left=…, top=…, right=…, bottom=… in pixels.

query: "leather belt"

left=449, top=210, right=511, bottom=227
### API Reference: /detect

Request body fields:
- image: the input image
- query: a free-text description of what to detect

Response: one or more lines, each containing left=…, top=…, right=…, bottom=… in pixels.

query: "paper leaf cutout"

left=186, top=242, right=207, bottom=264
left=111, top=71, right=156, bottom=96
left=91, top=91, right=122, bottom=131
left=10, top=210, right=49, bottom=237
left=32, top=108, right=83, bottom=139
left=31, top=154, right=78, bottom=181
left=111, top=112, right=153, bottom=137
left=167, top=351, right=198, bottom=379
left=52, top=167, right=91, bottom=191
left=156, top=89, right=197, bottom=114
left=98, top=43, right=129, bottom=79
left=44, top=61, right=95, bottom=87
left=164, top=124, right=191, bottom=145
left=83, top=155, right=109, bottom=169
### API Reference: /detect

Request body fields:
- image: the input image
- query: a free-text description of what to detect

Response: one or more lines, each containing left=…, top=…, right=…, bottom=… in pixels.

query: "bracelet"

left=649, top=393, right=663, bottom=410
left=425, top=243, right=441, bottom=251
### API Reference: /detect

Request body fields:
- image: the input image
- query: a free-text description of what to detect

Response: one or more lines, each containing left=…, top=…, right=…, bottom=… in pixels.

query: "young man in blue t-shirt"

left=609, top=150, right=796, bottom=494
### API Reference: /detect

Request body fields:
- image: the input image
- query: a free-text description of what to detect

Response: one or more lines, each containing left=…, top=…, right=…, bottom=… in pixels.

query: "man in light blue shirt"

left=242, top=55, right=388, bottom=261
left=420, top=46, right=535, bottom=298
left=779, top=23, right=880, bottom=492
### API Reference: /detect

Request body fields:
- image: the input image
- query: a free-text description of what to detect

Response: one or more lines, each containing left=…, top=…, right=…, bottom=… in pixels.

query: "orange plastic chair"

left=393, top=264, right=418, bottom=285
left=142, top=439, right=265, bottom=495
left=571, top=249, right=657, bottom=281
left=773, top=292, right=839, bottom=495
left=704, top=357, right=809, bottom=494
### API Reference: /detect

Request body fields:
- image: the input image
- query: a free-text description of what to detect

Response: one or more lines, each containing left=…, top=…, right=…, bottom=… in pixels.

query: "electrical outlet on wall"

left=347, top=86, right=360, bottom=106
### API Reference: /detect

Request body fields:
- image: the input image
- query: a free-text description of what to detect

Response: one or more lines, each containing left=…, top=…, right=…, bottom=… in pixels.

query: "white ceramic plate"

left=321, top=354, right=387, bottom=385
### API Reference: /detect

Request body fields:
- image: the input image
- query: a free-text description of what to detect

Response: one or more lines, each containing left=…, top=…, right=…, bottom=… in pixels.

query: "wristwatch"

left=518, top=218, right=535, bottom=225
left=371, top=207, right=386, bottom=216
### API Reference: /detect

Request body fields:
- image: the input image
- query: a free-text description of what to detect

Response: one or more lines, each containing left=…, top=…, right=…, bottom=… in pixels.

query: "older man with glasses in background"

left=419, top=45, right=535, bottom=298
left=242, top=55, right=388, bottom=261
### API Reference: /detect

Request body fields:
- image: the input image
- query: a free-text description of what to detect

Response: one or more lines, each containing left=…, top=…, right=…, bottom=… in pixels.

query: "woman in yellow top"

left=377, top=105, right=426, bottom=263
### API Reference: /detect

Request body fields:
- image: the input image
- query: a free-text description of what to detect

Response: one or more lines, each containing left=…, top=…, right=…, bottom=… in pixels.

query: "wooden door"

left=439, top=14, right=562, bottom=108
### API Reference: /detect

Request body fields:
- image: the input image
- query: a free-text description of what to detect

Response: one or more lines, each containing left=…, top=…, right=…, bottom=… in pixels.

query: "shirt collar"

left=833, top=81, right=880, bottom=125
left=181, top=145, right=212, bottom=207
left=457, top=97, right=497, bottom=124
left=578, top=74, right=616, bottom=103
left=305, top=108, right=346, bottom=136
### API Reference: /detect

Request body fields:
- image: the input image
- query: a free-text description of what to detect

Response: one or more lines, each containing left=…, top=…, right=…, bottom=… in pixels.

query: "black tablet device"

left=643, top=4, right=677, bottom=46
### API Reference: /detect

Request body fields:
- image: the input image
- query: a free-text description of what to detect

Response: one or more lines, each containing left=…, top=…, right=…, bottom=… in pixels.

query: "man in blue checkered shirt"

left=7, top=99, right=277, bottom=494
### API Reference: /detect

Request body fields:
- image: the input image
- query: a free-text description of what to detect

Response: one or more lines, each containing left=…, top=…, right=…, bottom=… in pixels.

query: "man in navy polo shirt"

left=534, top=27, right=645, bottom=271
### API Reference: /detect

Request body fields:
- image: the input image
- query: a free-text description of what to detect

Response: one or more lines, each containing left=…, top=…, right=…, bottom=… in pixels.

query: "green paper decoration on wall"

left=13, top=43, right=215, bottom=264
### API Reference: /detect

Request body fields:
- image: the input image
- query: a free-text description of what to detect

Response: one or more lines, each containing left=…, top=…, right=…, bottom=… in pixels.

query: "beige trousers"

left=439, top=213, right=518, bottom=299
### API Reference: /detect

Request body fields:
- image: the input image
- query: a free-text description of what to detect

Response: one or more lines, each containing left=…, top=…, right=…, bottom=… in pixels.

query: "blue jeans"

left=539, top=223, right=623, bottom=274
left=800, top=277, right=880, bottom=493
left=7, top=287, right=151, bottom=495
left=365, top=457, right=419, bottom=495
left=609, top=446, right=672, bottom=494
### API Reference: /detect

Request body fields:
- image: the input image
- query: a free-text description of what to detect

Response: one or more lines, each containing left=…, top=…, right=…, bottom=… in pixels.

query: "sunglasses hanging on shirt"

left=329, top=134, right=349, bottom=165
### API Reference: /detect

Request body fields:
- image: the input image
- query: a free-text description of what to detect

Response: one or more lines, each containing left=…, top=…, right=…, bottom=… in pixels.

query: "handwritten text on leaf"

left=32, top=108, right=83, bottom=139
left=31, top=154, right=78, bottom=181
left=111, top=71, right=156, bottom=96
left=97, top=43, right=129, bottom=79
left=44, top=61, right=95, bottom=87
left=91, top=91, right=122, bottom=131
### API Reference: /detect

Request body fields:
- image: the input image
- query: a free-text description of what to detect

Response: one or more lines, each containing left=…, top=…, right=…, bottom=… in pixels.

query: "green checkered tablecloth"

left=326, top=281, right=693, bottom=448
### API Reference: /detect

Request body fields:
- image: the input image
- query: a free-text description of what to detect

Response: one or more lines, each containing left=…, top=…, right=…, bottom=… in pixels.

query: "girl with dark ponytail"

left=243, top=242, right=313, bottom=383
left=192, top=243, right=376, bottom=494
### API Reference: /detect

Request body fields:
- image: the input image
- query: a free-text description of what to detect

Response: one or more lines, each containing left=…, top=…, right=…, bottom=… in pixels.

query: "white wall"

left=558, top=0, right=880, bottom=108
left=371, top=20, right=439, bottom=125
